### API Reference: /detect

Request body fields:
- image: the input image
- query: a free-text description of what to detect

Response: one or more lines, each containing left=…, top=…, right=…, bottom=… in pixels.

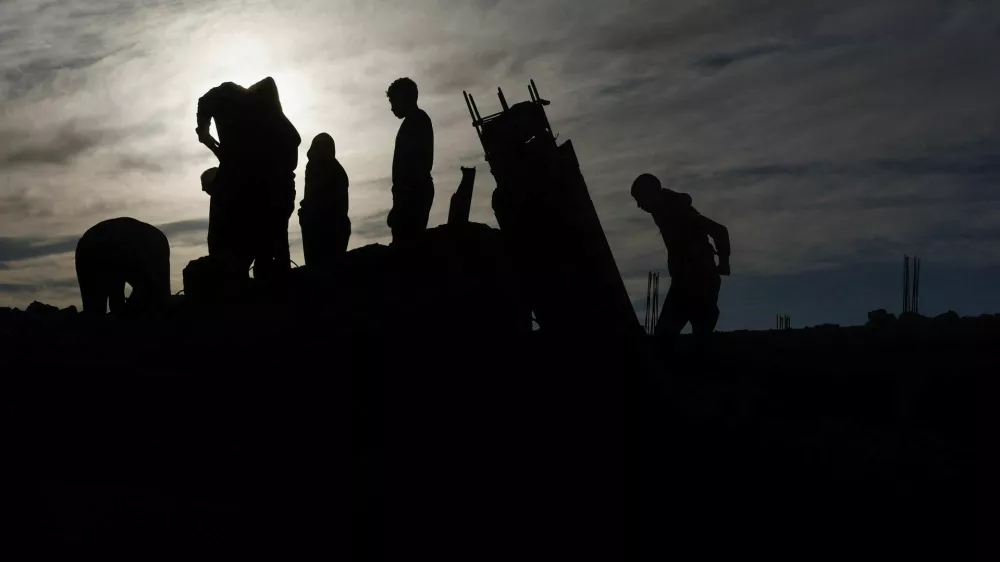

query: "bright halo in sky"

left=191, top=27, right=316, bottom=136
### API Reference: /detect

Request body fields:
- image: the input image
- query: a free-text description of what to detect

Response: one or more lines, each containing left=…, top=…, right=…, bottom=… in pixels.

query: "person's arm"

left=399, top=112, right=434, bottom=183
left=699, top=215, right=731, bottom=275
left=417, top=114, right=434, bottom=179
left=196, top=83, right=238, bottom=157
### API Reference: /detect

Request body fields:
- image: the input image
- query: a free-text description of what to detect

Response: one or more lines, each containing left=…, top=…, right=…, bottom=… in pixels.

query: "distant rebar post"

left=903, top=255, right=910, bottom=314
left=902, top=255, right=923, bottom=314
left=652, top=272, right=659, bottom=333
left=643, top=271, right=653, bottom=334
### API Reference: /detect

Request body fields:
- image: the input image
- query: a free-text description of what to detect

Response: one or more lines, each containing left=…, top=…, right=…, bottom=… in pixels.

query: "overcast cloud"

left=1, top=0, right=998, bottom=329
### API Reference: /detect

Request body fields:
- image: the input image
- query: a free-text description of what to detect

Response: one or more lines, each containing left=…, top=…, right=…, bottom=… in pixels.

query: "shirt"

left=649, top=189, right=730, bottom=278
left=302, top=156, right=349, bottom=216
left=392, top=108, right=434, bottom=189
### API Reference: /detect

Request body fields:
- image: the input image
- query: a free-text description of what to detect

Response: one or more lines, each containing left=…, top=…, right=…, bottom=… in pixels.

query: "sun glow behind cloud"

left=186, top=25, right=319, bottom=139
left=1, top=0, right=998, bottom=328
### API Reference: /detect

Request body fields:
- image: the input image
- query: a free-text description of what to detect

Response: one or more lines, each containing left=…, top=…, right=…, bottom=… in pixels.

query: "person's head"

left=631, top=173, right=662, bottom=213
left=201, top=167, right=218, bottom=193
left=308, top=132, right=335, bottom=160
left=386, top=77, right=418, bottom=118
left=248, top=76, right=283, bottom=114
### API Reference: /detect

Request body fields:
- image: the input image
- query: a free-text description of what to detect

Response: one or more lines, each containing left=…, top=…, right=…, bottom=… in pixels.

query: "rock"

left=866, top=309, right=896, bottom=327
left=26, top=301, right=60, bottom=316
left=183, top=255, right=249, bottom=304
left=933, top=310, right=960, bottom=323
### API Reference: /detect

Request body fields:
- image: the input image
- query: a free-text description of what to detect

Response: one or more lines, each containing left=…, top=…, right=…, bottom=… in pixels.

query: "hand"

left=196, top=127, right=219, bottom=152
left=718, top=259, right=731, bottom=276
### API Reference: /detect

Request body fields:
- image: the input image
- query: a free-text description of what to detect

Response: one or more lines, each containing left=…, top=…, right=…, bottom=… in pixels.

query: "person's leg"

left=248, top=196, right=275, bottom=283
left=146, top=235, right=172, bottom=316
left=265, top=209, right=292, bottom=281
left=688, top=275, right=721, bottom=357
left=416, top=182, right=434, bottom=232
left=126, top=279, right=149, bottom=318
left=260, top=189, right=293, bottom=280
left=275, top=212, right=291, bottom=270
left=77, top=252, right=107, bottom=319
left=218, top=189, right=254, bottom=279
left=107, top=277, right=127, bottom=316
left=337, top=215, right=352, bottom=255
left=79, top=276, right=109, bottom=319
left=688, top=275, right=721, bottom=333
left=390, top=183, right=434, bottom=247
left=390, top=202, right=419, bottom=247
left=653, top=281, right=691, bottom=353
left=299, top=209, right=315, bottom=268
left=207, top=195, right=221, bottom=256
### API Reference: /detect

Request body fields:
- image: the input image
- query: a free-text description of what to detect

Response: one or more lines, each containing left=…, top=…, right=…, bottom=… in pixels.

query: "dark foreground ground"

left=1, top=288, right=992, bottom=558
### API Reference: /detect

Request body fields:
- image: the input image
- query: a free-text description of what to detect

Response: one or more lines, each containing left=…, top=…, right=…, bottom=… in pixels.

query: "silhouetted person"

left=299, top=132, right=351, bottom=269
left=245, top=77, right=301, bottom=283
left=631, top=174, right=730, bottom=347
left=447, top=166, right=476, bottom=225
left=385, top=77, right=434, bottom=245
left=197, top=81, right=256, bottom=274
left=196, top=77, right=301, bottom=283
left=202, top=166, right=228, bottom=257
left=75, top=217, right=170, bottom=319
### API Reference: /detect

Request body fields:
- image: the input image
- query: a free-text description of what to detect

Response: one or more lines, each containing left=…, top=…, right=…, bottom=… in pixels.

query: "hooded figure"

left=631, top=173, right=730, bottom=343
left=75, top=217, right=171, bottom=319
left=196, top=77, right=301, bottom=282
left=298, top=132, right=351, bottom=269
left=244, top=77, right=302, bottom=282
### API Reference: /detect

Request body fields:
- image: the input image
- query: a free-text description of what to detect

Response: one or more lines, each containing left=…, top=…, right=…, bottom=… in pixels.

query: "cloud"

left=1, top=0, right=998, bottom=325
left=694, top=44, right=791, bottom=70
left=117, top=154, right=168, bottom=173
left=156, top=218, right=210, bottom=239
left=0, top=125, right=108, bottom=167
left=708, top=153, right=1000, bottom=182
left=0, top=235, right=78, bottom=264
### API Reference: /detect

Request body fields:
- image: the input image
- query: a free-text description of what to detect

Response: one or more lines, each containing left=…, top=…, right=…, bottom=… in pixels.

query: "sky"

left=1, top=0, right=998, bottom=330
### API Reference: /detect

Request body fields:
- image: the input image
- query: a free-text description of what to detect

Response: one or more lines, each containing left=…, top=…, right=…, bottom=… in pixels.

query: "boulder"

left=866, top=309, right=896, bottom=327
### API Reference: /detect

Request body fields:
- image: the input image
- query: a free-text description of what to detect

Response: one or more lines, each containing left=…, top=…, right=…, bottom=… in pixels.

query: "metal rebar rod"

left=653, top=273, right=658, bottom=332
left=643, top=271, right=653, bottom=334
left=653, top=273, right=659, bottom=331
left=463, top=91, right=476, bottom=123
left=469, top=93, right=482, bottom=122
left=903, top=255, right=910, bottom=313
